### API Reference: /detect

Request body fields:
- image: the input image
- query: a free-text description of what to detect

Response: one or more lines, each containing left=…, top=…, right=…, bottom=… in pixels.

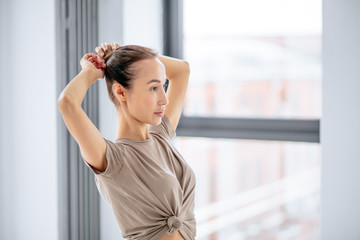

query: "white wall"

left=0, top=0, right=58, bottom=239
left=97, top=0, right=163, bottom=239
left=321, top=0, right=360, bottom=239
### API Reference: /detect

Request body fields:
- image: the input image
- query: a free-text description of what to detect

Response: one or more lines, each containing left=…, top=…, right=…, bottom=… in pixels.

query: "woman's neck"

left=116, top=111, right=150, bottom=141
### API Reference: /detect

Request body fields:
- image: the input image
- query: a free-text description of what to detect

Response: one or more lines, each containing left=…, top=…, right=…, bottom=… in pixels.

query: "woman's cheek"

left=144, top=95, right=155, bottom=109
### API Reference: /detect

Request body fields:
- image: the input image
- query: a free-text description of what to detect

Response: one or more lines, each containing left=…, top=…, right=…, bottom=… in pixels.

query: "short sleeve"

left=149, top=114, right=177, bottom=140
left=82, top=137, right=124, bottom=176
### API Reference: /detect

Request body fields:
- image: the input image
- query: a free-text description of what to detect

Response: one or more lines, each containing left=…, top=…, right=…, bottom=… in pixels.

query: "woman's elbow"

left=183, top=61, right=190, bottom=76
left=57, top=95, right=76, bottom=112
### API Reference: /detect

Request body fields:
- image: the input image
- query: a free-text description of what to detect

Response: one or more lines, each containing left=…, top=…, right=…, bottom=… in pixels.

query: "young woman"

left=57, top=42, right=196, bottom=240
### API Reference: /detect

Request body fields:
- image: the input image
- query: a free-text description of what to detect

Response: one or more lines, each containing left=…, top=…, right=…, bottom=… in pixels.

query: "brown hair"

left=103, top=45, right=158, bottom=106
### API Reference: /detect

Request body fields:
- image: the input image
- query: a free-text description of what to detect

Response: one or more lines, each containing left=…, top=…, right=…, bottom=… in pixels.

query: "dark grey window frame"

left=162, top=0, right=320, bottom=143
left=56, top=0, right=100, bottom=239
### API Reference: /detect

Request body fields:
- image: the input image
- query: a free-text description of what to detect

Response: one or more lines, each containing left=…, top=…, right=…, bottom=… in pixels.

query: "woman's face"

left=126, top=57, right=169, bottom=125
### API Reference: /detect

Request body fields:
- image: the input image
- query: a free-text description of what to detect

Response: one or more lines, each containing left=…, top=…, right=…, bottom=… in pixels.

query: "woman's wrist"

left=81, top=66, right=103, bottom=84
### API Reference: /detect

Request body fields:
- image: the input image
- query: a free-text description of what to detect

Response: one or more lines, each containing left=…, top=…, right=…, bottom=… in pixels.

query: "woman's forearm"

left=156, top=55, right=190, bottom=81
left=57, top=67, right=98, bottom=107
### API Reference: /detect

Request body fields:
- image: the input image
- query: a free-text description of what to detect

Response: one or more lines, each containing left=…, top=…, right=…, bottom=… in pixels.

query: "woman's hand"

left=80, top=53, right=105, bottom=81
left=95, top=42, right=121, bottom=58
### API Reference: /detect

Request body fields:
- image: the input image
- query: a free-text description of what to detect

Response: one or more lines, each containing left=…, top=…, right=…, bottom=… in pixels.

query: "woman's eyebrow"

left=147, top=79, right=166, bottom=85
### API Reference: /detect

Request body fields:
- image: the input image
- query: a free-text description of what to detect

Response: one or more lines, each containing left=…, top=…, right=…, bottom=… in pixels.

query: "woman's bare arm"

left=156, top=55, right=190, bottom=131
left=57, top=53, right=108, bottom=173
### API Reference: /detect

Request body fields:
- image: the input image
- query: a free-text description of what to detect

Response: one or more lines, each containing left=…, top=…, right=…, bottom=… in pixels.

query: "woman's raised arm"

left=57, top=53, right=108, bottom=173
left=156, top=55, right=190, bottom=131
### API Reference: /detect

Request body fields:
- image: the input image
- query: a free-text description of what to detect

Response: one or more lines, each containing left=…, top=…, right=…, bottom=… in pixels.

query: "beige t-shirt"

left=82, top=115, right=197, bottom=240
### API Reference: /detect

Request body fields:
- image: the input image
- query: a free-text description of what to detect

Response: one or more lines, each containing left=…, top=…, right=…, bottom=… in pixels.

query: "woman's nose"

left=160, top=89, right=169, bottom=106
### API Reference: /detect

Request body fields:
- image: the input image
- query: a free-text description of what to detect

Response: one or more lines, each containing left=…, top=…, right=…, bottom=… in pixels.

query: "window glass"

left=174, top=137, right=321, bottom=239
left=183, top=0, right=322, bottom=119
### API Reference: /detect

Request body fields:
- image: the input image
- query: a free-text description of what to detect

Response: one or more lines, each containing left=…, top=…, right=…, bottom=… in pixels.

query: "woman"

left=57, top=42, right=197, bottom=240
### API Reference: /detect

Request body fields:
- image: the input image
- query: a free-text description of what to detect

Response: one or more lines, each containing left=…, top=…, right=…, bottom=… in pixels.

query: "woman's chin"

left=150, top=116, right=162, bottom=125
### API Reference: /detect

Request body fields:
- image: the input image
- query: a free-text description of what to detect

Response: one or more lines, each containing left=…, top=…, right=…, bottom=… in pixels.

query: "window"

left=164, top=0, right=322, bottom=239
left=183, top=0, right=322, bottom=119
left=174, top=137, right=320, bottom=239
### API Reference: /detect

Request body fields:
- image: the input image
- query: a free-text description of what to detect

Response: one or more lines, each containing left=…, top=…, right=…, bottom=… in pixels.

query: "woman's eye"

left=151, top=87, right=158, bottom=91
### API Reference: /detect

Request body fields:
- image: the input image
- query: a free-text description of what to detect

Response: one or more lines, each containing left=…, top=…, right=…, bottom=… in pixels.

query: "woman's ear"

left=113, top=82, right=127, bottom=102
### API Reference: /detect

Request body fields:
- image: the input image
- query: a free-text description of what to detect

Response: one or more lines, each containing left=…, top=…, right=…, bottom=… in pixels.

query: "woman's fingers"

left=94, top=55, right=105, bottom=66
left=82, top=53, right=96, bottom=60
left=101, top=42, right=108, bottom=51
left=111, top=42, right=120, bottom=51
left=96, top=41, right=120, bottom=59
left=95, top=46, right=105, bottom=57
left=79, top=53, right=106, bottom=80
left=80, top=53, right=95, bottom=66
left=92, top=55, right=106, bottom=68
left=80, top=53, right=105, bottom=70
left=111, top=42, right=116, bottom=50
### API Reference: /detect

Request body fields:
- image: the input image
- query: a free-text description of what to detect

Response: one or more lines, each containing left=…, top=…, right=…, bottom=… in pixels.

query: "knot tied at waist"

left=167, top=216, right=183, bottom=234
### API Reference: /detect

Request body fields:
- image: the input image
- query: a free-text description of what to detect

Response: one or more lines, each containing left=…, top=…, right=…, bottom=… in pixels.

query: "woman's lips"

left=155, top=112, right=164, bottom=116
